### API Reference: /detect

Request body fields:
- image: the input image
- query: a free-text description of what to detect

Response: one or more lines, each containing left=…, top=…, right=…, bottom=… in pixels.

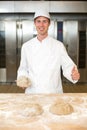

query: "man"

left=17, top=10, right=80, bottom=94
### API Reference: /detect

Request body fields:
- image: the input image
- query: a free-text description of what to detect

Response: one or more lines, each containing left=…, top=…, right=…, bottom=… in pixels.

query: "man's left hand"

left=71, top=66, right=80, bottom=80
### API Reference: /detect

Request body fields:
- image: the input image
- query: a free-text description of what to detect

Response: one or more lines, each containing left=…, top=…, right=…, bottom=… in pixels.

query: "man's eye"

left=37, top=21, right=40, bottom=23
left=43, top=21, right=48, bottom=23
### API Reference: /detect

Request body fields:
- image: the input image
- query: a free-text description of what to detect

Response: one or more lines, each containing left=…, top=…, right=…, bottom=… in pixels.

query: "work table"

left=0, top=93, right=87, bottom=130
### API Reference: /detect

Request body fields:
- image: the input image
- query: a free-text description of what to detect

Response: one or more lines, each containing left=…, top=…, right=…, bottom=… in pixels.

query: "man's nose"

left=40, top=22, right=44, bottom=26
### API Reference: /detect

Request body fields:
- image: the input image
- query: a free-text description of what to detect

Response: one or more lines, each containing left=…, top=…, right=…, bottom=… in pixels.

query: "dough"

left=49, top=102, right=74, bottom=115
left=14, top=103, right=43, bottom=117
left=17, top=76, right=31, bottom=88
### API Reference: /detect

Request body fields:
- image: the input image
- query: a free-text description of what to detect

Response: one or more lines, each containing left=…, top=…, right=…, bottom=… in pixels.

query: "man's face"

left=34, top=16, right=50, bottom=36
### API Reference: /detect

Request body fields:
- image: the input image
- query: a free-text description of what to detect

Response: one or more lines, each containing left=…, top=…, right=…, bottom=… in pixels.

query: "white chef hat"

left=34, top=10, right=50, bottom=20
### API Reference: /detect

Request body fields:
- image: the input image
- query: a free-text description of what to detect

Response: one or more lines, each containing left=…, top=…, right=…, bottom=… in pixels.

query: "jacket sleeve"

left=60, top=43, right=78, bottom=83
left=17, top=45, right=29, bottom=79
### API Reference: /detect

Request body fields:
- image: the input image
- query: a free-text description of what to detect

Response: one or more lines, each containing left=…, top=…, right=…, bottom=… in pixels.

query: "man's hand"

left=71, top=66, right=80, bottom=80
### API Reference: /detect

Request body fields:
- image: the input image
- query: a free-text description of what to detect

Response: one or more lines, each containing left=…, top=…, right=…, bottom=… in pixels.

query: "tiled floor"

left=0, top=82, right=87, bottom=93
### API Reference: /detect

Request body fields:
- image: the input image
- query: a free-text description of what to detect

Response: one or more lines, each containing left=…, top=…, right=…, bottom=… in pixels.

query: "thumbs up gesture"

left=71, top=66, right=80, bottom=80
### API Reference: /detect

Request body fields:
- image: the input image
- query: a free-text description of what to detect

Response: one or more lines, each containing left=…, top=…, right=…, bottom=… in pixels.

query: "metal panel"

left=5, top=21, right=17, bottom=82
left=0, top=69, right=6, bottom=82
left=0, top=21, right=6, bottom=82
left=78, top=21, right=87, bottom=82
left=63, top=21, right=78, bottom=64
left=22, top=20, right=34, bottom=43
left=14, top=1, right=50, bottom=13
left=50, top=1, right=87, bottom=13
left=0, top=1, right=87, bottom=13
left=0, top=1, right=14, bottom=13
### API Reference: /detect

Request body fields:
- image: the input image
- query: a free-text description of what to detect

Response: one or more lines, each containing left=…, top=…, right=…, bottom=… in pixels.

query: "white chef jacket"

left=17, top=36, right=77, bottom=94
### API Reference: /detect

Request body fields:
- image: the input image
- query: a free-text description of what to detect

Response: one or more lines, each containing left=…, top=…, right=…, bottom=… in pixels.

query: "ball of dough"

left=17, top=76, right=31, bottom=88
left=49, top=102, right=74, bottom=115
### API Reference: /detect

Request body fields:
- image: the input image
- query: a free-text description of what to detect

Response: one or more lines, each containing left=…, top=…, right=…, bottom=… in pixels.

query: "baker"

left=16, top=9, right=80, bottom=94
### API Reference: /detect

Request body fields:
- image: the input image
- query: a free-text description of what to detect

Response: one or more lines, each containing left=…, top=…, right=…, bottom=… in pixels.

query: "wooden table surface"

left=0, top=93, right=87, bottom=130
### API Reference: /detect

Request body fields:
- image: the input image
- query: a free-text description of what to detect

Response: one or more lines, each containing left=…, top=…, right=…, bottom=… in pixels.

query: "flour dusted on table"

left=14, top=103, right=43, bottom=117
